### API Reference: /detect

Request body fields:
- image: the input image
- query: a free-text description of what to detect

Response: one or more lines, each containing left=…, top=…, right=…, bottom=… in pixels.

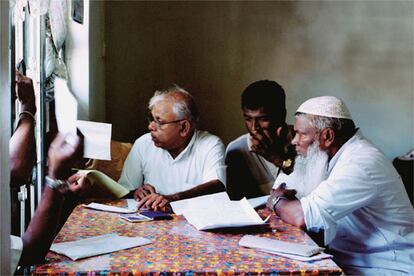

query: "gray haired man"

left=119, top=86, right=226, bottom=210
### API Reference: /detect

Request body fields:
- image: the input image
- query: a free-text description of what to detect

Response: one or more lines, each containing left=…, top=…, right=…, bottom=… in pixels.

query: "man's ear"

left=179, top=120, right=191, bottom=136
left=320, top=128, right=335, bottom=149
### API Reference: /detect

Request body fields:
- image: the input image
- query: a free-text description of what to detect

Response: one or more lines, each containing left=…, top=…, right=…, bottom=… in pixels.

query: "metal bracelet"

left=19, top=110, right=36, bottom=122
left=45, top=176, right=68, bottom=190
left=272, top=196, right=288, bottom=213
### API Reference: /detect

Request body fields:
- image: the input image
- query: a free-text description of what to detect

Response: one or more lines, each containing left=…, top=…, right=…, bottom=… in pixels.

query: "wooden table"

left=33, top=200, right=342, bottom=275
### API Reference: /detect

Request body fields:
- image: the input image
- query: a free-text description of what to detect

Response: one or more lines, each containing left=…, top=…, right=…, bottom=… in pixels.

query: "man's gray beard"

left=291, top=141, right=329, bottom=198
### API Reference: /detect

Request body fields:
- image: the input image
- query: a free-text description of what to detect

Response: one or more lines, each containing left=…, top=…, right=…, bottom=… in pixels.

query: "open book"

left=172, top=193, right=267, bottom=230
left=78, top=169, right=129, bottom=199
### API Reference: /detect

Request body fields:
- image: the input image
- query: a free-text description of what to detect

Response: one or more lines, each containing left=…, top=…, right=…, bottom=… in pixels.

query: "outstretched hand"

left=137, top=193, right=171, bottom=212
left=15, top=71, right=36, bottom=114
left=134, top=183, right=157, bottom=201
left=47, top=133, right=83, bottom=180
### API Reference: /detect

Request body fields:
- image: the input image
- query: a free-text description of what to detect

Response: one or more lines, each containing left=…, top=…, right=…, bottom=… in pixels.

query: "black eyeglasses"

left=147, top=113, right=186, bottom=129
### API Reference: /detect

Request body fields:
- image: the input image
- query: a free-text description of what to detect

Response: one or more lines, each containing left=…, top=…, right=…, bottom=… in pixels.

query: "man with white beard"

left=272, top=140, right=328, bottom=198
left=267, top=96, right=413, bottom=275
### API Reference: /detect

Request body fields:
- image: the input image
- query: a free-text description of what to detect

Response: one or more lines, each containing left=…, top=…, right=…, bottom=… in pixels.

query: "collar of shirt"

left=327, top=129, right=361, bottom=175
left=168, top=130, right=197, bottom=163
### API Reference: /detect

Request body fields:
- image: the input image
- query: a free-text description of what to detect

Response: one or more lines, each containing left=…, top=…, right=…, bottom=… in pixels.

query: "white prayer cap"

left=296, top=96, right=353, bottom=120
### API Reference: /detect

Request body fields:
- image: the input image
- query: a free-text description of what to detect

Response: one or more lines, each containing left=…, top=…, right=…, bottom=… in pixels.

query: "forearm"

left=9, top=117, right=36, bottom=185
left=274, top=199, right=306, bottom=228
left=19, top=187, right=64, bottom=265
left=167, top=180, right=225, bottom=202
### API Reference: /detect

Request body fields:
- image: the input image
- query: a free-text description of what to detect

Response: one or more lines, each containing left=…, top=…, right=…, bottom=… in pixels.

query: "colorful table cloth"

left=33, top=200, right=342, bottom=275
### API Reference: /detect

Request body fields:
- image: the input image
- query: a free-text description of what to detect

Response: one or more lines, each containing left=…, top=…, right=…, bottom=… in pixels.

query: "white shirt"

left=299, top=131, right=414, bottom=274
left=10, top=235, right=23, bottom=272
left=118, top=130, right=226, bottom=195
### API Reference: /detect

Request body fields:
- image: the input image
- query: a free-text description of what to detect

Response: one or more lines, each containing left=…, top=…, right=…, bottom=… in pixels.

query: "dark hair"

left=241, top=80, right=287, bottom=124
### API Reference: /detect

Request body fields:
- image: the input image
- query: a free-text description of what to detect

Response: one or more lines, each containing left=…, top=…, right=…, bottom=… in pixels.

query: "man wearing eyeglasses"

left=118, top=86, right=226, bottom=211
left=225, top=80, right=296, bottom=200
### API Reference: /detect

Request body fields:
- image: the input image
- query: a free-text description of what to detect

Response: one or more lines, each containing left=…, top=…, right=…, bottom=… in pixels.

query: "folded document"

left=239, top=235, right=325, bottom=257
left=50, top=233, right=151, bottom=260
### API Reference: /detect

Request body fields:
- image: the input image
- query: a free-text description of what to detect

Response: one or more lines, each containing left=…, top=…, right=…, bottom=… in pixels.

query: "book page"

left=171, top=192, right=230, bottom=215
left=182, top=198, right=265, bottom=230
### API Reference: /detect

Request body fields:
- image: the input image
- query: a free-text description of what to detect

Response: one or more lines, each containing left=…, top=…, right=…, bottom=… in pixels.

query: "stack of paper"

left=171, top=193, right=267, bottom=230
left=239, top=235, right=332, bottom=261
left=50, top=233, right=151, bottom=260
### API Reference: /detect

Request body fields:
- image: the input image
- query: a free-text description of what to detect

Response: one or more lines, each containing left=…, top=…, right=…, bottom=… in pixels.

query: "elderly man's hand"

left=134, top=184, right=156, bottom=201
left=137, top=193, right=170, bottom=211
left=266, top=183, right=297, bottom=211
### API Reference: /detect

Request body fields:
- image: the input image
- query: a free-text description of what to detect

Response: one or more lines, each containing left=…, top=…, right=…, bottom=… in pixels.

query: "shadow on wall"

left=104, top=1, right=413, bottom=159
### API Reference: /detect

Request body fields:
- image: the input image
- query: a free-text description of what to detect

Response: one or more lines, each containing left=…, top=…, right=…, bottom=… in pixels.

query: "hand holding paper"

left=69, top=170, right=128, bottom=199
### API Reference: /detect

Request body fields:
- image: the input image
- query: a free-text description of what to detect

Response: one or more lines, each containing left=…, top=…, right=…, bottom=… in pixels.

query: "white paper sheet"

left=126, top=199, right=138, bottom=211
left=247, top=195, right=270, bottom=209
left=179, top=197, right=266, bottom=230
left=83, top=203, right=137, bottom=213
left=76, top=120, right=112, bottom=160
left=55, top=78, right=77, bottom=135
left=239, top=235, right=325, bottom=257
left=261, top=249, right=333, bottom=262
left=50, top=233, right=151, bottom=260
left=171, top=192, right=230, bottom=215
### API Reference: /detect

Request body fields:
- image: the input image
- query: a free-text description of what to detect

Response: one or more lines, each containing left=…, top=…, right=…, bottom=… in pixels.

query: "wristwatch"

left=271, top=196, right=287, bottom=213
left=45, top=176, right=68, bottom=190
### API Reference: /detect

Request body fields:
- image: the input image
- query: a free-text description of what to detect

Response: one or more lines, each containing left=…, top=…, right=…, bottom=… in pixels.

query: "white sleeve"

left=273, top=170, right=308, bottom=199
left=118, top=138, right=144, bottom=191
left=201, top=137, right=226, bottom=186
left=300, top=163, right=377, bottom=245
left=10, top=235, right=23, bottom=272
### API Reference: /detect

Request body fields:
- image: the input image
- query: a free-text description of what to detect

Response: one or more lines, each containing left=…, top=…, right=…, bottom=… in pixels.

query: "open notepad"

left=171, top=193, right=267, bottom=230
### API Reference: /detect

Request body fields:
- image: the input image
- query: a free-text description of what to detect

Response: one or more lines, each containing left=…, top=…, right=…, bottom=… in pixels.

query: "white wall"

left=66, top=0, right=105, bottom=122
left=105, top=1, right=413, bottom=159
left=0, top=1, right=11, bottom=274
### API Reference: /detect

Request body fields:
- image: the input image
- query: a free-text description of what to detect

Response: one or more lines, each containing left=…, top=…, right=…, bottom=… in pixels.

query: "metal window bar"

left=11, top=4, right=46, bottom=236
